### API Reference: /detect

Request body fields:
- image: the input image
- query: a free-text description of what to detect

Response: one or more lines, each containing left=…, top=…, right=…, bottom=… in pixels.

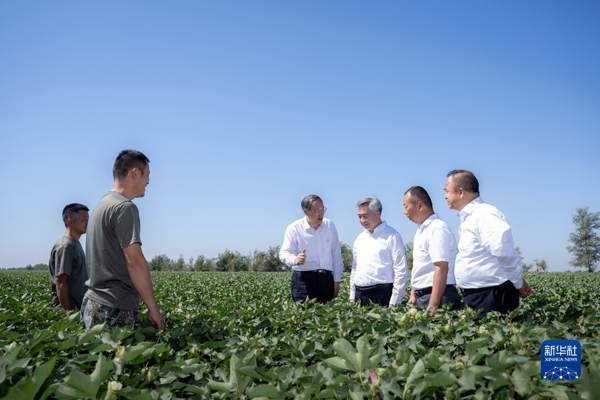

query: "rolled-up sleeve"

left=279, top=227, right=298, bottom=267
left=389, top=234, right=408, bottom=305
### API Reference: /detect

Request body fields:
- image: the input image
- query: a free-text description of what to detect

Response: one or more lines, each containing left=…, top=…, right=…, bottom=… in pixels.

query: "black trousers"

left=461, top=280, right=519, bottom=320
left=355, top=283, right=393, bottom=307
left=414, top=285, right=462, bottom=311
left=291, top=270, right=335, bottom=304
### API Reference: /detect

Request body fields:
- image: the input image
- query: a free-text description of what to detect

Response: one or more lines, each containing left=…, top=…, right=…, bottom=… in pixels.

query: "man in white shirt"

left=279, top=195, right=343, bottom=303
left=350, top=196, right=407, bottom=307
left=403, top=186, right=462, bottom=313
left=444, top=170, right=533, bottom=319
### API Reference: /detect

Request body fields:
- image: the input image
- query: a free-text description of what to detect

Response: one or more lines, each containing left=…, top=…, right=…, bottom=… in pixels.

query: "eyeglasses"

left=312, top=207, right=327, bottom=215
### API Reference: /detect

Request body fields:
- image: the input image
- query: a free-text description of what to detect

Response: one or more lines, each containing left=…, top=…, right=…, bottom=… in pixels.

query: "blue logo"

left=541, top=340, right=581, bottom=380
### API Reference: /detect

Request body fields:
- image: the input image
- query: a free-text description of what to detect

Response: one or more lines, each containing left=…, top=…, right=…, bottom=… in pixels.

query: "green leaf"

left=510, top=367, right=531, bottom=397
left=323, top=356, right=352, bottom=371
left=247, top=384, right=283, bottom=399
left=429, top=371, right=455, bottom=387
left=55, top=354, right=112, bottom=399
left=458, top=368, right=476, bottom=391
left=4, top=357, right=56, bottom=400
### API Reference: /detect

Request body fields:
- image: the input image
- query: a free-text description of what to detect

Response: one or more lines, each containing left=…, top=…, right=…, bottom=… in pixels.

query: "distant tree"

left=149, top=254, right=172, bottom=271
left=215, top=249, right=248, bottom=272
left=258, top=246, right=288, bottom=272
left=404, top=242, right=414, bottom=271
left=187, top=257, right=195, bottom=270
left=246, top=250, right=267, bottom=272
left=32, top=263, right=48, bottom=270
left=173, top=255, right=187, bottom=271
left=567, top=207, right=600, bottom=272
left=193, top=255, right=214, bottom=272
left=340, top=242, right=353, bottom=273
left=537, top=259, right=548, bottom=272
left=515, top=246, right=533, bottom=273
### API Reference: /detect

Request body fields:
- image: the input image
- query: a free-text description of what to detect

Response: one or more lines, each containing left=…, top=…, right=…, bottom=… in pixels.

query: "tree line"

left=6, top=207, right=600, bottom=272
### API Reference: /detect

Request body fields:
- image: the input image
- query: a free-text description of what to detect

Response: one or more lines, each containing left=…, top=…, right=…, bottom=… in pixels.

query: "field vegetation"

left=0, top=271, right=599, bottom=399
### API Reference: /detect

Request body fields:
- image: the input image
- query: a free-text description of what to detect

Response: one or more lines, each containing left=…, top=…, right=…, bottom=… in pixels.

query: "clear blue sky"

left=1, top=1, right=598, bottom=271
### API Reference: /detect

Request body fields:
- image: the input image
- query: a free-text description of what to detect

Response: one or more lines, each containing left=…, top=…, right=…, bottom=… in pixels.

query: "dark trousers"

left=355, top=283, right=393, bottom=307
left=414, top=285, right=462, bottom=311
left=461, top=280, right=519, bottom=320
left=291, top=270, right=335, bottom=304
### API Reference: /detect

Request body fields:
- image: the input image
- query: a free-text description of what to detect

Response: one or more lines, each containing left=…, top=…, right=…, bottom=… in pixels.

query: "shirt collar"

left=367, top=220, right=387, bottom=234
left=417, top=213, right=439, bottom=232
left=458, top=196, right=484, bottom=221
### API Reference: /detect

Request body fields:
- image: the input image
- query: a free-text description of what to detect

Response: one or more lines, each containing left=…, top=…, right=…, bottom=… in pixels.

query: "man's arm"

left=55, top=274, right=72, bottom=310
left=279, top=227, right=301, bottom=266
left=349, top=241, right=358, bottom=302
left=479, top=214, right=523, bottom=289
left=428, top=261, right=449, bottom=312
left=389, top=234, right=407, bottom=307
left=330, top=223, right=344, bottom=286
left=123, top=243, right=165, bottom=329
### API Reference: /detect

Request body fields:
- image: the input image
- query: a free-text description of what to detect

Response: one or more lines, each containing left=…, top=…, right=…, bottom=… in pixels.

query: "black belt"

left=414, top=284, right=455, bottom=298
left=460, top=280, right=512, bottom=296
left=299, top=269, right=332, bottom=275
left=355, top=283, right=393, bottom=292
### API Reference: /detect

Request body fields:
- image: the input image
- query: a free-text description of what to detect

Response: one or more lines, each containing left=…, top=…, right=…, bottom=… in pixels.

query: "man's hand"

left=148, top=308, right=165, bottom=330
left=333, top=282, right=340, bottom=298
left=295, top=249, right=306, bottom=265
left=519, top=280, right=533, bottom=297
left=408, top=289, right=417, bottom=305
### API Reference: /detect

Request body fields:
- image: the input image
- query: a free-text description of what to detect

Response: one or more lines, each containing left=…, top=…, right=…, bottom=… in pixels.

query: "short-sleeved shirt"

left=48, top=235, right=88, bottom=310
left=84, top=191, right=142, bottom=311
left=411, top=214, right=458, bottom=290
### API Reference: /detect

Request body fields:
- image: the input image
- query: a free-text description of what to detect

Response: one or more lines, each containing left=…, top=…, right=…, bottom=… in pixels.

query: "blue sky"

left=1, top=1, right=598, bottom=271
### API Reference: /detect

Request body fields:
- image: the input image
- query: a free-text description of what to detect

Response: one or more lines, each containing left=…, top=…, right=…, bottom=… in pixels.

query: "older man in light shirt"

left=444, top=169, right=533, bottom=319
left=279, top=195, right=343, bottom=304
left=350, top=196, right=407, bottom=307
left=403, top=186, right=462, bottom=314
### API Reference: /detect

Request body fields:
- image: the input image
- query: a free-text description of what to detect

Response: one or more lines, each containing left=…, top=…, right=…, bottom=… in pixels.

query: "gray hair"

left=356, top=196, right=382, bottom=214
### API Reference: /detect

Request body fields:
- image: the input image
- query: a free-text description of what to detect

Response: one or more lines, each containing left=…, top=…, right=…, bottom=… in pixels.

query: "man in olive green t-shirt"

left=82, top=149, right=164, bottom=331
left=49, top=203, right=89, bottom=311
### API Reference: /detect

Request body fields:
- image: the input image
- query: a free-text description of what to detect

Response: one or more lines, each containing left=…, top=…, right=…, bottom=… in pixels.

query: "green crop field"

left=0, top=271, right=599, bottom=399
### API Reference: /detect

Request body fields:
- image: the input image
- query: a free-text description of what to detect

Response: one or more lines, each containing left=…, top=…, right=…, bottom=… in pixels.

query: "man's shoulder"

left=97, top=191, right=136, bottom=211
left=285, top=217, right=305, bottom=230
left=380, top=223, right=401, bottom=238
left=52, top=235, right=76, bottom=251
left=472, top=202, right=506, bottom=220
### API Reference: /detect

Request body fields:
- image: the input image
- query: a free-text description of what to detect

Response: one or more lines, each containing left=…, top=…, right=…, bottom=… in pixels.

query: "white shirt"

left=455, top=197, right=523, bottom=289
left=279, top=217, right=343, bottom=282
left=411, top=213, right=458, bottom=290
left=349, top=221, right=407, bottom=305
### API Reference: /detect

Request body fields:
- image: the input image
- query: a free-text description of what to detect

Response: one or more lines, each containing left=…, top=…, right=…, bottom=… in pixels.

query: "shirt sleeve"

left=279, top=226, right=298, bottom=267
left=53, top=243, right=75, bottom=276
left=114, top=202, right=142, bottom=249
left=389, top=233, right=408, bottom=305
left=330, top=223, right=343, bottom=282
left=428, top=226, right=451, bottom=263
left=478, top=213, right=523, bottom=289
left=349, top=238, right=358, bottom=301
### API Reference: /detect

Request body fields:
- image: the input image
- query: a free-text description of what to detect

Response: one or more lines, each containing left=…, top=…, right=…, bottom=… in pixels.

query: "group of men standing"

left=280, top=169, right=532, bottom=319
left=48, top=149, right=531, bottom=332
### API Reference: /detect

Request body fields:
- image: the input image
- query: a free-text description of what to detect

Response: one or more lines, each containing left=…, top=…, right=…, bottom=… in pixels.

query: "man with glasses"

left=279, top=194, right=343, bottom=303
left=350, top=196, right=407, bottom=307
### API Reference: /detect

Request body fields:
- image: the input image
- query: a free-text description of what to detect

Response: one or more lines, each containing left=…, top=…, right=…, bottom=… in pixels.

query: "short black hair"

left=301, top=195, right=323, bottom=211
left=447, top=169, right=480, bottom=194
left=404, top=186, right=433, bottom=210
left=62, top=203, right=89, bottom=226
left=113, top=149, right=150, bottom=179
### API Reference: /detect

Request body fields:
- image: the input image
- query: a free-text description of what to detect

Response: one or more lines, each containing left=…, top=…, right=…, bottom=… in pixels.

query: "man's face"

left=444, top=176, right=460, bottom=211
left=304, top=200, right=326, bottom=228
left=136, top=164, right=150, bottom=198
left=69, top=210, right=89, bottom=235
left=403, top=193, right=419, bottom=224
left=357, top=204, right=381, bottom=233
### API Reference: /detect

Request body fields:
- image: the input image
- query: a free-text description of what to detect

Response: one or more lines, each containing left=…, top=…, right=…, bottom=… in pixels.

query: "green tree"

left=340, top=242, right=353, bottom=273
left=173, top=255, right=187, bottom=271
left=215, top=250, right=248, bottom=272
left=149, top=254, right=172, bottom=271
left=193, top=255, right=214, bottom=272
left=537, top=259, right=548, bottom=272
left=567, top=207, right=600, bottom=272
left=515, top=246, right=533, bottom=272
left=258, top=246, right=288, bottom=272
left=404, top=241, right=413, bottom=271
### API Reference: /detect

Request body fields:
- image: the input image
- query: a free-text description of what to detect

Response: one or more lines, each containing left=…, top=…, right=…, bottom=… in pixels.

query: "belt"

left=355, top=283, right=393, bottom=292
left=414, top=284, right=455, bottom=298
left=300, top=269, right=333, bottom=275
left=460, top=280, right=512, bottom=296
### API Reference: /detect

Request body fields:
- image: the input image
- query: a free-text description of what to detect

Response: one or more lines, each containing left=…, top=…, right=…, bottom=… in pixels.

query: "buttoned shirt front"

left=279, top=217, right=343, bottom=282
left=455, top=197, right=523, bottom=289
left=411, top=214, right=458, bottom=290
left=349, top=221, right=407, bottom=305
